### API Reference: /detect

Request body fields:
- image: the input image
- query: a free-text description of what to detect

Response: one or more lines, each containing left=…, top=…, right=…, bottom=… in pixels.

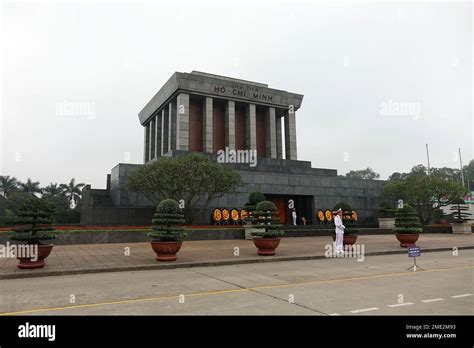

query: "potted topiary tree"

left=149, top=199, right=187, bottom=261
left=243, top=191, right=266, bottom=240
left=377, top=201, right=396, bottom=229
left=244, top=191, right=266, bottom=214
left=331, top=202, right=359, bottom=246
left=449, top=198, right=472, bottom=234
left=9, top=195, right=57, bottom=269
left=251, top=200, right=283, bottom=255
left=394, top=204, right=422, bottom=247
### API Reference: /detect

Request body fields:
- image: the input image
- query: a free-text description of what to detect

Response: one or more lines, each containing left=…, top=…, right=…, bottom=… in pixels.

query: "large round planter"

left=252, top=237, right=280, bottom=256
left=151, top=241, right=183, bottom=261
left=332, top=234, right=358, bottom=246
left=395, top=233, right=419, bottom=247
left=17, top=244, right=54, bottom=269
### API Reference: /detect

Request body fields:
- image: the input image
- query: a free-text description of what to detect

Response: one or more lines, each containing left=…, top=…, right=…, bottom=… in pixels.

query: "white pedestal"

left=451, top=223, right=472, bottom=234
left=378, top=217, right=395, bottom=229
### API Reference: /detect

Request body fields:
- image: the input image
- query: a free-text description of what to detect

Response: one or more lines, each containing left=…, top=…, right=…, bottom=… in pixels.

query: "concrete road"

left=0, top=250, right=472, bottom=315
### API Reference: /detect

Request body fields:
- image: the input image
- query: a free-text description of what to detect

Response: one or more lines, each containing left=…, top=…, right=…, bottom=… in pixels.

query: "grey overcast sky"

left=1, top=0, right=472, bottom=189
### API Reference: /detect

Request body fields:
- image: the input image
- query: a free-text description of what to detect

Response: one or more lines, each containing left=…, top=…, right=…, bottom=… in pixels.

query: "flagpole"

left=459, top=148, right=465, bottom=188
left=426, top=144, right=431, bottom=180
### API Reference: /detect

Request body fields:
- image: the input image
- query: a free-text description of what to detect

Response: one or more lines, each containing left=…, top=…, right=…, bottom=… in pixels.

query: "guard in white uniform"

left=334, top=208, right=345, bottom=254
left=292, top=209, right=297, bottom=226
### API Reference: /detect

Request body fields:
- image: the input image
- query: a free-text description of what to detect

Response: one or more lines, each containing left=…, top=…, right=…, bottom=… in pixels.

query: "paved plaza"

left=0, top=250, right=472, bottom=315
left=0, top=234, right=472, bottom=280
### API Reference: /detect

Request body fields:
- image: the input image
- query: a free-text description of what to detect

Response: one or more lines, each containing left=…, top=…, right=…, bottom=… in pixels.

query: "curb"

left=1, top=245, right=473, bottom=280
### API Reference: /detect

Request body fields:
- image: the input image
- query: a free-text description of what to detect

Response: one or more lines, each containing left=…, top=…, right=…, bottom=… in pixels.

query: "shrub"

left=42, top=195, right=81, bottom=223
left=333, top=202, right=359, bottom=235
left=333, top=202, right=353, bottom=213
left=378, top=201, right=395, bottom=218
left=251, top=200, right=284, bottom=238
left=148, top=199, right=186, bottom=241
left=449, top=198, right=471, bottom=224
left=244, top=192, right=266, bottom=224
left=254, top=200, right=277, bottom=212
left=432, top=207, right=446, bottom=224
left=394, top=204, right=422, bottom=234
left=249, top=192, right=266, bottom=205
left=9, top=196, right=57, bottom=244
left=244, top=192, right=266, bottom=212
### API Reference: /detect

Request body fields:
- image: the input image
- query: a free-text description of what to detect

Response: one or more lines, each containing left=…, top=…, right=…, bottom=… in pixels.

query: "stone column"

left=149, top=117, right=155, bottom=160
left=202, top=97, right=213, bottom=153
left=144, top=124, right=150, bottom=163
left=155, top=113, right=161, bottom=158
left=168, top=100, right=177, bottom=151
left=284, top=109, right=297, bottom=160
left=275, top=115, right=283, bottom=159
left=246, top=103, right=257, bottom=152
left=225, top=100, right=236, bottom=150
left=265, top=107, right=277, bottom=159
left=176, top=93, right=190, bottom=151
left=162, top=108, right=168, bottom=155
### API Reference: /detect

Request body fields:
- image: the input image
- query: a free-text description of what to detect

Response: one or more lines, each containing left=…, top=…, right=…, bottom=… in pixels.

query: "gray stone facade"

left=139, top=71, right=303, bottom=125
left=81, top=151, right=386, bottom=225
left=140, top=71, right=303, bottom=163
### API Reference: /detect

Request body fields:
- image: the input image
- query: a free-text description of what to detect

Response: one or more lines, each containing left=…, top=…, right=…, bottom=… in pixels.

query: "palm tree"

left=42, top=183, right=63, bottom=197
left=20, top=178, right=42, bottom=196
left=60, top=178, right=85, bottom=206
left=0, top=175, right=19, bottom=198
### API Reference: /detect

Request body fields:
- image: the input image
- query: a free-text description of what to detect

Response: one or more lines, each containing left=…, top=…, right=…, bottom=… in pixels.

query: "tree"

left=449, top=198, right=472, bottom=223
left=9, top=195, right=57, bottom=244
left=60, top=178, right=85, bottom=206
left=42, top=194, right=80, bottom=223
left=250, top=201, right=283, bottom=238
left=378, top=201, right=396, bottom=218
left=410, top=164, right=428, bottom=176
left=20, top=178, right=42, bottom=196
left=394, top=204, right=422, bottom=234
left=0, top=176, right=19, bottom=198
left=244, top=192, right=266, bottom=213
left=332, top=202, right=359, bottom=234
left=42, top=183, right=63, bottom=198
left=127, top=153, right=242, bottom=224
left=388, top=172, right=404, bottom=181
left=382, top=164, right=466, bottom=224
left=431, top=167, right=461, bottom=182
left=345, top=167, right=380, bottom=180
left=149, top=199, right=186, bottom=241
left=463, top=159, right=474, bottom=188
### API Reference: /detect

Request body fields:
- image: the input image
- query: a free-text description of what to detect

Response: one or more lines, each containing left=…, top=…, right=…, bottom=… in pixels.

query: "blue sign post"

left=407, top=246, right=424, bottom=272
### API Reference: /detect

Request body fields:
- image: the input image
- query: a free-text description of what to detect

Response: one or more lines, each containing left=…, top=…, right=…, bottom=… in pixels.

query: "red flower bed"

left=57, top=225, right=152, bottom=231
left=0, top=224, right=243, bottom=231
left=0, top=225, right=150, bottom=231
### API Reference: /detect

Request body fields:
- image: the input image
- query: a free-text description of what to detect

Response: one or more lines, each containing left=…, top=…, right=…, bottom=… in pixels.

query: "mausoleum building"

left=81, top=71, right=385, bottom=225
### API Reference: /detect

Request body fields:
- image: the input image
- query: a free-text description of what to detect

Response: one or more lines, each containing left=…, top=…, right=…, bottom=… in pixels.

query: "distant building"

left=81, top=71, right=385, bottom=225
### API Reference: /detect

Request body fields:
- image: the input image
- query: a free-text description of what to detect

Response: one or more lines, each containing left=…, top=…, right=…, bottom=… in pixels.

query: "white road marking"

left=421, top=298, right=444, bottom=303
left=387, top=302, right=414, bottom=307
left=328, top=313, right=340, bottom=316
left=350, top=307, right=379, bottom=313
left=451, top=294, right=472, bottom=298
